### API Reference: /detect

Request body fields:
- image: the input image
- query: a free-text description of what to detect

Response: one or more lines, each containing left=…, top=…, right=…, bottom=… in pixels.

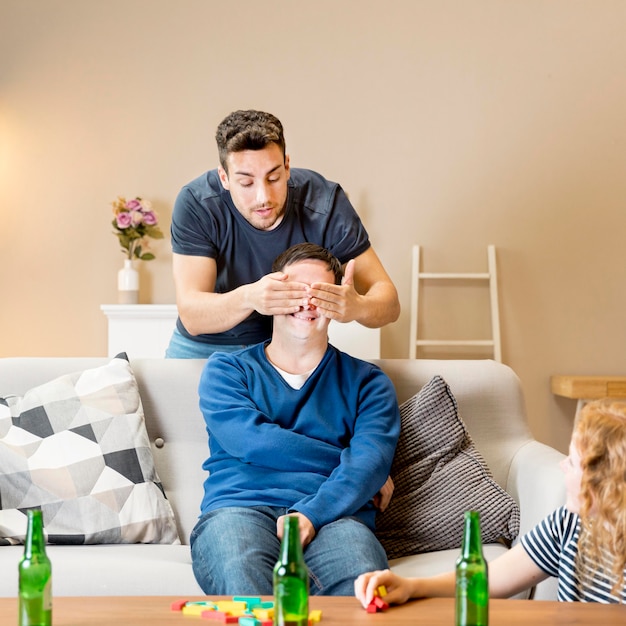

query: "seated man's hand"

left=372, top=476, right=394, bottom=512
left=277, top=512, right=316, bottom=548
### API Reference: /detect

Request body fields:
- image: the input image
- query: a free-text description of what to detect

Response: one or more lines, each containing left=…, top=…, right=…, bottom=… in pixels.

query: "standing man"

left=190, top=243, right=401, bottom=595
left=166, top=109, right=400, bottom=358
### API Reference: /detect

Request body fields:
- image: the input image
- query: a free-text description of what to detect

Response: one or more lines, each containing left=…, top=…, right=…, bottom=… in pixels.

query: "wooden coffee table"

left=1, top=595, right=625, bottom=625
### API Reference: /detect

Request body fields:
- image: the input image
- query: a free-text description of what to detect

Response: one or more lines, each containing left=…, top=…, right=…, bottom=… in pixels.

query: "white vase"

left=118, top=259, right=139, bottom=304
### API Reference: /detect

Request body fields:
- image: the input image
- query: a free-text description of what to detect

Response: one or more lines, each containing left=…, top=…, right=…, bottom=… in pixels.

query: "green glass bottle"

left=455, top=510, right=489, bottom=626
left=273, top=516, right=309, bottom=626
left=18, top=509, right=52, bottom=626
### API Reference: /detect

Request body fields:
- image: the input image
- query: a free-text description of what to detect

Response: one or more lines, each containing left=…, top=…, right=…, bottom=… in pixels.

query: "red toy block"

left=201, top=610, right=219, bottom=620
left=373, top=596, right=389, bottom=611
left=201, top=610, right=238, bottom=622
left=366, top=600, right=378, bottom=613
left=170, top=599, right=189, bottom=611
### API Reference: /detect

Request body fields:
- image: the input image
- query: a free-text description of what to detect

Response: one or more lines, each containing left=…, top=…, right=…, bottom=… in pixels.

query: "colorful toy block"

left=183, top=603, right=216, bottom=616
left=365, top=598, right=389, bottom=613
left=213, top=601, right=248, bottom=613
left=309, top=609, right=322, bottom=622
left=251, top=608, right=273, bottom=620
left=366, top=601, right=378, bottom=613
left=172, top=596, right=322, bottom=623
left=201, top=609, right=239, bottom=622
left=171, top=599, right=190, bottom=611
left=233, top=596, right=262, bottom=606
left=364, top=585, right=389, bottom=613
left=373, top=596, right=389, bottom=611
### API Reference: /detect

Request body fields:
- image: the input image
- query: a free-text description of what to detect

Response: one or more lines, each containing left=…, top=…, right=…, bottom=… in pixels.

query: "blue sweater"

left=198, top=342, right=400, bottom=532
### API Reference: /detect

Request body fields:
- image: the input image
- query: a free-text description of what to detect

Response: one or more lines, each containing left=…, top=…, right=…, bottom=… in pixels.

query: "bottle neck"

left=461, top=511, right=483, bottom=558
left=24, top=509, right=46, bottom=558
left=280, top=516, right=304, bottom=564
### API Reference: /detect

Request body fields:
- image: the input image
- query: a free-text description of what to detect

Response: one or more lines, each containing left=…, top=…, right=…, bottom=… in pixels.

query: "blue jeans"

left=165, top=327, right=246, bottom=358
left=190, top=506, right=388, bottom=596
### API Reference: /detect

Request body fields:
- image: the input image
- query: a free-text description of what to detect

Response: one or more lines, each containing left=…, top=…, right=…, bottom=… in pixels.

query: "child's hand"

left=354, top=569, right=414, bottom=609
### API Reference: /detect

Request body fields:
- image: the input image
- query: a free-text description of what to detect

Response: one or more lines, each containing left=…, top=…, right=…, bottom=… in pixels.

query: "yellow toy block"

left=213, top=600, right=248, bottom=614
left=182, top=603, right=213, bottom=616
left=309, top=609, right=322, bottom=622
left=252, top=608, right=274, bottom=620
left=376, top=585, right=387, bottom=598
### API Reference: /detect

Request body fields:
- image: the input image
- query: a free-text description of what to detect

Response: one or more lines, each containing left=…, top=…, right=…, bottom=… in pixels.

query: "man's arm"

left=308, top=247, right=400, bottom=328
left=290, top=367, right=401, bottom=530
left=173, top=253, right=308, bottom=336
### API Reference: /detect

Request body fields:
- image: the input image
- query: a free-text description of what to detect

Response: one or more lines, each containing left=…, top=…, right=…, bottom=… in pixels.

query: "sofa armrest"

left=506, top=440, right=566, bottom=537
left=506, top=440, right=566, bottom=601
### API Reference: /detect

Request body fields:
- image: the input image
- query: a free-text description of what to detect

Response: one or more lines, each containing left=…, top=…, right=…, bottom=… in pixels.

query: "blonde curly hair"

left=575, top=399, right=626, bottom=598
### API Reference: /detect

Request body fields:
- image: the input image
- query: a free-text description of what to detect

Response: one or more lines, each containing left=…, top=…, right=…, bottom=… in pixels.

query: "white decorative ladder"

left=408, top=245, right=502, bottom=362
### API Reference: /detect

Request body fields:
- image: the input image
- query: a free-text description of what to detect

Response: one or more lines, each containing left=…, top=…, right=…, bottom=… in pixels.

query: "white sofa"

left=0, top=357, right=565, bottom=599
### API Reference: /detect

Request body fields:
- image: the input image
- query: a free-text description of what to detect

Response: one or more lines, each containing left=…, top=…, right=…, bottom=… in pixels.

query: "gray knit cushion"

left=376, top=375, right=520, bottom=559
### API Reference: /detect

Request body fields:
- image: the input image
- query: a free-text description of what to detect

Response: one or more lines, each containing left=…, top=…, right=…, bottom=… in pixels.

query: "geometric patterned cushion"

left=375, top=375, right=520, bottom=560
left=0, top=354, right=180, bottom=546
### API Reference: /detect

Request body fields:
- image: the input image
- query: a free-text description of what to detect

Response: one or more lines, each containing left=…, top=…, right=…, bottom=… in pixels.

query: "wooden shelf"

left=551, top=375, right=626, bottom=399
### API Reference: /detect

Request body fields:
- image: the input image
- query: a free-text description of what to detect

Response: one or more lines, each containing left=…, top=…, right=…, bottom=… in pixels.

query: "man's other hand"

left=277, top=512, right=316, bottom=547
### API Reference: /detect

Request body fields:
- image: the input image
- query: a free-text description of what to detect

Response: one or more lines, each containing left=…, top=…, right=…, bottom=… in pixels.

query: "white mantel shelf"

left=101, top=304, right=178, bottom=359
left=101, top=304, right=380, bottom=360
left=101, top=304, right=179, bottom=319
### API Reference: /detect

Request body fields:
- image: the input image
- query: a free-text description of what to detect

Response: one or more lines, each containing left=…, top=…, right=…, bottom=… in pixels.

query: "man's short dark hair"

left=216, top=110, right=286, bottom=172
left=272, top=243, right=343, bottom=285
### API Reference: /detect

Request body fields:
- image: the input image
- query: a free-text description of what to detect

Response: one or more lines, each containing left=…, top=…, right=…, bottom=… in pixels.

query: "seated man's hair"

left=216, top=110, right=286, bottom=171
left=272, top=243, right=343, bottom=285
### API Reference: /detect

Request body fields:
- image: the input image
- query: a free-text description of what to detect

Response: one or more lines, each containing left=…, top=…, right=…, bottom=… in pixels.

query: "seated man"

left=190, top=243, right=401, bottom=596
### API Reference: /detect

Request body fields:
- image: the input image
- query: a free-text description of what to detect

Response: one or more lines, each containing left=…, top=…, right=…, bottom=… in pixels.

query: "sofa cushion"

left=376, top=375, right=520, bottom=559
left=0, top=354, right=179, bottom=546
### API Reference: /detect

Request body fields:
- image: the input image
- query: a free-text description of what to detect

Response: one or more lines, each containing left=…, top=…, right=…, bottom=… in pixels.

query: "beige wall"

left=2, top=0, right=625, bottom=454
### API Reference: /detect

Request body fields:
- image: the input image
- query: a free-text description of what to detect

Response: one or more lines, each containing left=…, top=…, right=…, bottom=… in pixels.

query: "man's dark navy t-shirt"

left=170, top=167, right=371, bottom=345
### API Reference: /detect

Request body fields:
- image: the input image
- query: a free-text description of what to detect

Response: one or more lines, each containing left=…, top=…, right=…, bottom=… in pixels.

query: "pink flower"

left=126, top=198, right=143, bottom=211
left=142, top=211, right=158, bottom=226
left=111, top=195, right=164, bottom=261
left=116, top=211, right=133, bottom=228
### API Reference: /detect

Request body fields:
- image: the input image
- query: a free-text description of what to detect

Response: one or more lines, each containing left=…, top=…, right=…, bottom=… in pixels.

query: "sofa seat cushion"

left=0, top=355, right=179, bottom=546
left=389, top=543, right=530, bottom=599
left=376, top=375, right=520, bottom=559
left=0, top=544, right=202, bottom=597
left=389, top=542, right=509, bottom=577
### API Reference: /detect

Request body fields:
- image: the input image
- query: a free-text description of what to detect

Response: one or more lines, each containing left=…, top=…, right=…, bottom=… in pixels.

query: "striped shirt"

left=521, top=506, right=625, bottom=603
